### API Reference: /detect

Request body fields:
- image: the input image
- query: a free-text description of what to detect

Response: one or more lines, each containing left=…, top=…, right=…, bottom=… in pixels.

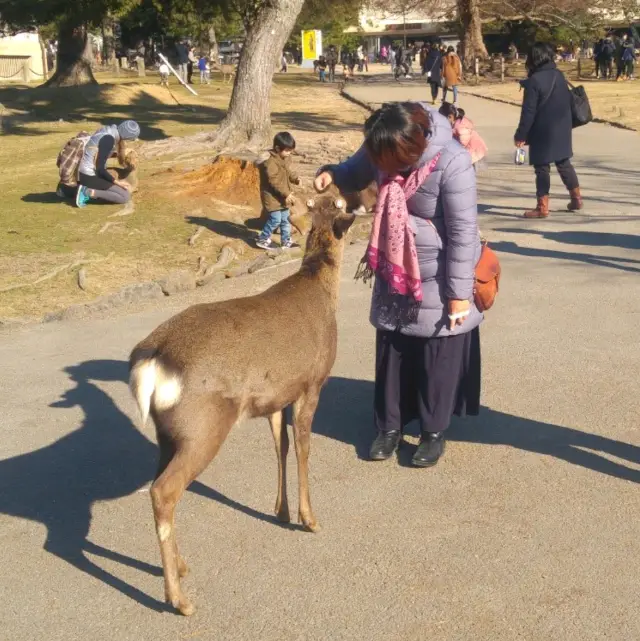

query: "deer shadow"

left=0, top=358, right=299, bottom=612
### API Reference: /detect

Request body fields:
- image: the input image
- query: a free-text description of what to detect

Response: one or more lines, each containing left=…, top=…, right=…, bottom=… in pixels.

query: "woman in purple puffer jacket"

left=315, top=102, right=482, bottom=467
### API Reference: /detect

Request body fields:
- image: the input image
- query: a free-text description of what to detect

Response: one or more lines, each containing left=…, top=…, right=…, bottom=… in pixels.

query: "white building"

left=346, top=4, right=458, bottom=53
left=0, top=31, right=47, bottom=83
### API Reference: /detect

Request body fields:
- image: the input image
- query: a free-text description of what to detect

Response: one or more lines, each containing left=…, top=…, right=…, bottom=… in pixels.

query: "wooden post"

left=500, top=55, right=505, bottom=82
left=577, top=56, right=582, bottom=80
left=474, top=57, right=479, bottom=84
left=22, top=58, right=30, bottom=82
left=137, top=57, right=145, bottom=77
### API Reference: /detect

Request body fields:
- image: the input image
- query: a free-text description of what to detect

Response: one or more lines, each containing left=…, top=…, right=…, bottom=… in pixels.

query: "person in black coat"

left=514, top=42, right=582, bottom=218
left=423, top=45, right=443, bottom=104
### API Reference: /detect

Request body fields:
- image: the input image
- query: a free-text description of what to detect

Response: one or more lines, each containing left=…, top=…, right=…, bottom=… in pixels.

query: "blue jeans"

left=259, top=209, right=291, bottom=243
left=443, top=85, right=458, bottom=103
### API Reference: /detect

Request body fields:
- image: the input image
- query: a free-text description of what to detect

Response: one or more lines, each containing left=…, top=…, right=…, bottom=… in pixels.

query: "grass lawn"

left=0, top=68, right=368, bottom=319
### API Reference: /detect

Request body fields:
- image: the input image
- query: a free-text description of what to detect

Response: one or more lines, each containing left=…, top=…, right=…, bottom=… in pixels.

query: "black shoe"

left=412, top=431, right=446, bottom=467
left=369, top=431, right=401, bottom=461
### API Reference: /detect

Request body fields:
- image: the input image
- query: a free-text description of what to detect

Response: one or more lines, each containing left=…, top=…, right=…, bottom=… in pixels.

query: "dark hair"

left=439, top=102, right=465, bottom=120
left=273, top=131, right=296, bottom=151
left=526, top=42, right=555, bottom=74
left=363, top=102, right=431, bottom=174
left=447, top=46, right=455, bottom=53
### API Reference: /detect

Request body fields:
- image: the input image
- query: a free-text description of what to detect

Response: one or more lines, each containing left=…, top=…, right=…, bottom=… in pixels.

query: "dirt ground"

left=464, top=77, right=640, bottom=131
left=0, top=69, right=368, bottom=319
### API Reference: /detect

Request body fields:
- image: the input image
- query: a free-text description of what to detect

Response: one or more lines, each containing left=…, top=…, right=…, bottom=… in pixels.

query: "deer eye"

left=334, top=198, right=345, bottom=210
left=306, top=198, right=315, bottom=208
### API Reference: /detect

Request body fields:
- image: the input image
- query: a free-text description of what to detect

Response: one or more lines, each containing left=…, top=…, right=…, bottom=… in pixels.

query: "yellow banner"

left=302, top=30, right=319, bottom=60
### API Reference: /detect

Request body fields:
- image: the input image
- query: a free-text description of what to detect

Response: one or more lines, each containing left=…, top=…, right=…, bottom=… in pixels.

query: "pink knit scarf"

left=356, top=153, right=441, bottom=311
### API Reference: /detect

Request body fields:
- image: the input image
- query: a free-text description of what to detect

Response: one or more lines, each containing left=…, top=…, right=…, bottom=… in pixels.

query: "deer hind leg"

left=292, top=388, right=321, bottom=533
left=155, top=431, right=189, bottom=579
left=151, top=402, right=237, bottom=616
left=269, top=410, right=290, bottom=522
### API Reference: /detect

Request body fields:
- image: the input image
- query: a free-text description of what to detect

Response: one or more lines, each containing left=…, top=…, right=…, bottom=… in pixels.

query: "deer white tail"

left=129, top=357, right=182, bottom=427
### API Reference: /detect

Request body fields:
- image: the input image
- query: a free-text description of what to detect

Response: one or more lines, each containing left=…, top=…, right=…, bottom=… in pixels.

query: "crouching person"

left=76, top=120, right=141, bottom=208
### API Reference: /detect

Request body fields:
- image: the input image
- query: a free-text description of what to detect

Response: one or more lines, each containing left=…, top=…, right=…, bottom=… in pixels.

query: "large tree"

left=457, top=0, right=488, bottom=69
left=208, top=0, right=307, bottom=150
left=0, top=0, right=137, bottom=86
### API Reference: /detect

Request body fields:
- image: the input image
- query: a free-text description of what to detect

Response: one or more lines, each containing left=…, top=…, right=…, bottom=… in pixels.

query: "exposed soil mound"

left=177, top=156, right=262, bottom=206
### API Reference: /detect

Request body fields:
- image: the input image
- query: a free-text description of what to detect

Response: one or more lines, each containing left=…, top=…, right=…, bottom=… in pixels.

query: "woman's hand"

left=448, top=299, right=470, bottom=331
left=514, top=140, right=525, bottom=148
left=314, top=171, right=334, bottom=192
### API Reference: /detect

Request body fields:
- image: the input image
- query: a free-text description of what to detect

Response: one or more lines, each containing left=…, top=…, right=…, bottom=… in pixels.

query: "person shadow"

left=0, top=359, right=303, bottom=612
left=314, top=377, right=640, bottom=483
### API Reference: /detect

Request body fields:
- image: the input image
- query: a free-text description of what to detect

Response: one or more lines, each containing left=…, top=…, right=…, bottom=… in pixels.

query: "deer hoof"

left=175, top=598, right=195, bottom=617
left=300, top=513, right=321, bottom=533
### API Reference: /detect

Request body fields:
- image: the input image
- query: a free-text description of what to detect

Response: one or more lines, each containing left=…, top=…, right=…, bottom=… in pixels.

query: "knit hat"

left=118, top=120, right=141, bottom=141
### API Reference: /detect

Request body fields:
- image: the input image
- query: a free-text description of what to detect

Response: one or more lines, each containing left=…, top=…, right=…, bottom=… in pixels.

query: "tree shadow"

left=493, top=227, right=640, bottom=251
left=185, top=215, right=256, bottom=246
left=314, top=377, right=640, bottom=483
left=0, top=82, right=225, bottom=139
left=0, top=358, right=299, bottom=612
left=492, top=240, right=640, bottom=273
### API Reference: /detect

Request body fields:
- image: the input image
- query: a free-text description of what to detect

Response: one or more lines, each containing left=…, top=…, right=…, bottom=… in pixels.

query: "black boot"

left=369, top=431, right=401, bottom=461
left=412, top=431, right=446, bottom=467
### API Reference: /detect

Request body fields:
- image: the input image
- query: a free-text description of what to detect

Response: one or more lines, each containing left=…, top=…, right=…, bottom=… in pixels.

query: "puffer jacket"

left=330, top=106, right=482, bottom=338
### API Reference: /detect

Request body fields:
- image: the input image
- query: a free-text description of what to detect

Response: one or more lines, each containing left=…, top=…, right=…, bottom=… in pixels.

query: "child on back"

left=439, top=102, right=488, bottom=167
left=256, top=132, right=301, bottom=250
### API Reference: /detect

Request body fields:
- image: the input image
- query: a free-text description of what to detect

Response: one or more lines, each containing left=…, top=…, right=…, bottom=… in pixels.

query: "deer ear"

left=332, top=212, right=356, bottom=239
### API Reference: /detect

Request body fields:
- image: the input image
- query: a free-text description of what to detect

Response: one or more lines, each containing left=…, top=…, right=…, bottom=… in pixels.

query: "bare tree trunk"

left=208, top=0, right=306, bottom=151
left=208, top=25, right=219, bottom=62
left=457, top=0, right=488, bottom=71
left=43, top=21, right=97, bottom=87
left=102, top=15, right=117, bottom=67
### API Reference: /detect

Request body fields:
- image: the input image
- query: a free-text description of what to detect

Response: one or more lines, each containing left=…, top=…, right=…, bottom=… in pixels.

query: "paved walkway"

left=1, top=84, right=639, bottom=640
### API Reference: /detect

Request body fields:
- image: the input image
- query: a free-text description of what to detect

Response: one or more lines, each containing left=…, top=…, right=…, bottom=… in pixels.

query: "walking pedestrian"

left=314, top=102, right=483, bottom=468
left=423, top=44, right=443, bottom=104
left=600, top=34, right=615, bottom=79
left=175, top=40, right=189, bottom=83
left=187, top=45, right=196, bottom=84
left=622, top=38, right=636, bottom=80
left=442, top=46, right=462, bottom=104
left=326, top=45, right=338, bottom=82
left=514, top=42, right=582, bottom=218
left=593, top=38, right=603, bottom=78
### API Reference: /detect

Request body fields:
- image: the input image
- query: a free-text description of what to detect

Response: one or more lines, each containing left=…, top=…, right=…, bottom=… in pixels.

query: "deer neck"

left=301, top=242, right=346, bottom=311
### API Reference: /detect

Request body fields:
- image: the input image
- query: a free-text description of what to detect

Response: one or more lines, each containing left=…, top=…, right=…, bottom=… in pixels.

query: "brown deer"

left=129, top=195, right=355, bottom=616
left=212, top=62, right=236, bottom=84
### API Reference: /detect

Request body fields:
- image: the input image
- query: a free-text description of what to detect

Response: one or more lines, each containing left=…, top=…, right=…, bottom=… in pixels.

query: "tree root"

left=0, top=253, right=114, bottom=293
left=108, top=201, right=135, bottom=217
left=188, top=226, right=204, bottom=246
left=197, top=245, right=236, bottom=286
left=98, top=221, right=124, bottom=234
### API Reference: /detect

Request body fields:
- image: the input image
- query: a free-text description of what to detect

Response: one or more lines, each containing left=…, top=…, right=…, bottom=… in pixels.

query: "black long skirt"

left=374, top=328, right=481, bottom=435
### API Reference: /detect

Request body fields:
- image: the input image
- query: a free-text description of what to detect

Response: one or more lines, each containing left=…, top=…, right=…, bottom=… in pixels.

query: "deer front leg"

left=269, top=410, right=290, bottom=523
left=292, top=389, right=321, bottom=533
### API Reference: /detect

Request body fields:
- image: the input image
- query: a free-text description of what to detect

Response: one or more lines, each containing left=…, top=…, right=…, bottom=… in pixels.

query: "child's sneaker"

left=282, top=239, right=296, bottom=249
left=76, top=185, right=91, bottom=208
left=255, top=237, right=272, bottom=250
